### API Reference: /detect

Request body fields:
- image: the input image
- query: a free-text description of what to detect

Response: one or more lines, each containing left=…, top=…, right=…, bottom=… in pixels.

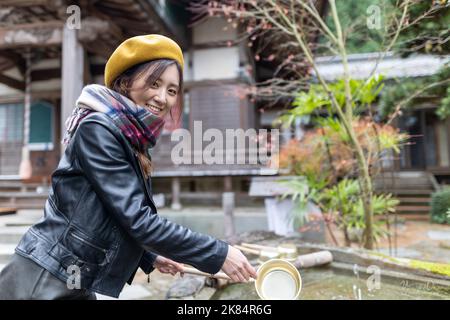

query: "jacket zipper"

left=71, top=232, right=111, bottom=264
left=71, top=232, right=108, bottom=253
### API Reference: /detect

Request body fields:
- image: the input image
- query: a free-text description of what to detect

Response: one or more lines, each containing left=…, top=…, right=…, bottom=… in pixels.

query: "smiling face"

left=128, top=63, right=181, bottom=118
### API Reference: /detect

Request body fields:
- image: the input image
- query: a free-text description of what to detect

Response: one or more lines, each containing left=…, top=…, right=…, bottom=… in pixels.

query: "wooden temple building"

left=0, top=0, right=290, bottom=209
left=1, top=0, right=442, bottom=216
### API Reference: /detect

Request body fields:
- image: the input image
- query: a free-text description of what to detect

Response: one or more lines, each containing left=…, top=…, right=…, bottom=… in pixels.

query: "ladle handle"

left=182, top=266, right=256, bottom=282
left=182, top=266, right=231, bottom=280
left=241, top=242, right=278, bottom=251
left=234, top=245, right=260, bottom=255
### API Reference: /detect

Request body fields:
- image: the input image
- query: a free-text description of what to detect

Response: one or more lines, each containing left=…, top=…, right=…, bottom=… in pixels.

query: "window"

left=29, top=101, right=54, bottom=150
left=0, top=101, right=54, bottom=148
left=0, top=103, right=23, bottom=175
left=0, top=103, right=23, bottom=142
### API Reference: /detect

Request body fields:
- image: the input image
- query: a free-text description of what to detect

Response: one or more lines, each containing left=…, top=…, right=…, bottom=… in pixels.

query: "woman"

left=0, top=34, right=256, bottom=300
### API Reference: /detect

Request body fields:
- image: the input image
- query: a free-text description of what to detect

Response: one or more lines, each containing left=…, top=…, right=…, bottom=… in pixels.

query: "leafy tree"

left=190, top=0, right=448, bottom=249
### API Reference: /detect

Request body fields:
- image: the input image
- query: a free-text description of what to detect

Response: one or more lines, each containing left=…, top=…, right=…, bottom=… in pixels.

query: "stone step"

left=0, top=202, right=46, bottom=210
left=0, top=207, right=17, bottom=216
left=394, top=214, right=430, bottom=221
left=373, top=176, right=430, bottom=182
left=0, top=210, right=41, bottom=249
left=0, top=244, right=16, bottom=264
left=398, top=197, right=431, bottom=203
left=396, top=205, right=431, bottom=213
left=0, top=181, right=45, bottom=188
left=374, top=186, right=433, bottom=192
left=375, top=171, right=429, bottom=178
left=0, top=226, right=29, bottom=244
left=0, top=210, right=42, bottom=227
left=388, top=189, right=434, bottom=195
left=0, top=191, right=49, bottom=198
left=0, top=191, right=48, bottom=210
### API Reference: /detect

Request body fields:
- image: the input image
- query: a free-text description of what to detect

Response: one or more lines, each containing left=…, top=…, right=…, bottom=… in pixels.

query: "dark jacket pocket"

left=63, top=228, right=110, bottom=267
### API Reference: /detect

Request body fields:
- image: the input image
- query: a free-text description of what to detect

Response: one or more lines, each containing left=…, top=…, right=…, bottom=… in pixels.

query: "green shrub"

left=430, top=188, right=450, bottom=224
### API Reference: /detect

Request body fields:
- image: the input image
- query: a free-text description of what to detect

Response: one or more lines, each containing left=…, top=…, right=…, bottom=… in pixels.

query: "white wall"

left=193, top=17, right=237, bottom=44
left=32, top=58, right=60, bottom=70
left=0, top=84, right=22, bottom=96
left=31, top=79, right=61, bottom=91
left=190, top=16, right=244, bottom=81
left=0, top=58, right=62, bottom=98
left=192, top=47, right=240, bottom=81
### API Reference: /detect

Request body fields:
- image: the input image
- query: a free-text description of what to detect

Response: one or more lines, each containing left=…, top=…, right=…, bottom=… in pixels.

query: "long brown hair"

left=111, top=59, right=183, bottom=178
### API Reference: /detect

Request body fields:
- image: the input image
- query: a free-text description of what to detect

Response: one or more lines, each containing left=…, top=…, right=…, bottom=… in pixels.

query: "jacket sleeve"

left=139, top=251, right=157, bottom=274
left=73, top=120, right=228, bottom=274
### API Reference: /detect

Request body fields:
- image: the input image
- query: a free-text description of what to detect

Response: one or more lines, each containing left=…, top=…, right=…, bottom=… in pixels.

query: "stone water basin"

left=210, top=265, right=450, bottom=300
left=206, top=232, right=450, bottom=300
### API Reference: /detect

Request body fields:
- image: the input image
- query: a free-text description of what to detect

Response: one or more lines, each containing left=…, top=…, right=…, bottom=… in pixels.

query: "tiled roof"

left=314, top=52, right=450, bottom=80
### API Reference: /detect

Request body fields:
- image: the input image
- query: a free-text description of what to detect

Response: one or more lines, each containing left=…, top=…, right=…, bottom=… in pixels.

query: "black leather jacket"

left=15, top=112, right=228, bottom=298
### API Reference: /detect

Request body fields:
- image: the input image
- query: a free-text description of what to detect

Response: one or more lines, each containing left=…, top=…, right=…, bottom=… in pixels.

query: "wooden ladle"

left=234, top=244, right=281, bottom=262
left=181, top=266, right=255, bottom=282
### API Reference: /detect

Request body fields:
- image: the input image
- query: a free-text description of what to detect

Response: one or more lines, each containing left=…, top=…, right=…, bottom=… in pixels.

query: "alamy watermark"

left=367, top=5, right=382, bottom=30
left=353, top=264, right=382, bottom=300
left=66, top=265, right=81, bottom=290
left=170, top=121, right=280, bottom=174
left=66, top=5, right=81, bottom=30
left=366, top=265, right=381, bottom=291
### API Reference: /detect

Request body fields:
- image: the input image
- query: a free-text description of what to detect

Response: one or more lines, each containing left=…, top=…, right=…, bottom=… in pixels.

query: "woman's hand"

left=221, top=245, right=257, bottom=282
left=153, top=255, right=185, bottom=276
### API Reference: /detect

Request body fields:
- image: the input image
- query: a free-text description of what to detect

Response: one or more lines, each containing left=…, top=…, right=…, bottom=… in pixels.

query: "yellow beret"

left=104, top=34, right=184, bottom=88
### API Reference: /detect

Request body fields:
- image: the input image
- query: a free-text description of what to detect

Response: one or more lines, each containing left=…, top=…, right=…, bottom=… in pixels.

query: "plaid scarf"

left=62, top=84, right=165, bottom=159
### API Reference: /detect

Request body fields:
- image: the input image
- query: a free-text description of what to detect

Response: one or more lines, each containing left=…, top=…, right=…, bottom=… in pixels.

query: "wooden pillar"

left=223, top=191, right=236, bottom=242
left=19, top=50, right=32, bottom=179
left=445, top=116, right=450, bottom=168
left=224, top=176, right=232, bottom=192
left=61, top=24, right=84, bottom=152
left=420, top=109, right=426, bottom=168
left=171, top=177, right=182, bottom=210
